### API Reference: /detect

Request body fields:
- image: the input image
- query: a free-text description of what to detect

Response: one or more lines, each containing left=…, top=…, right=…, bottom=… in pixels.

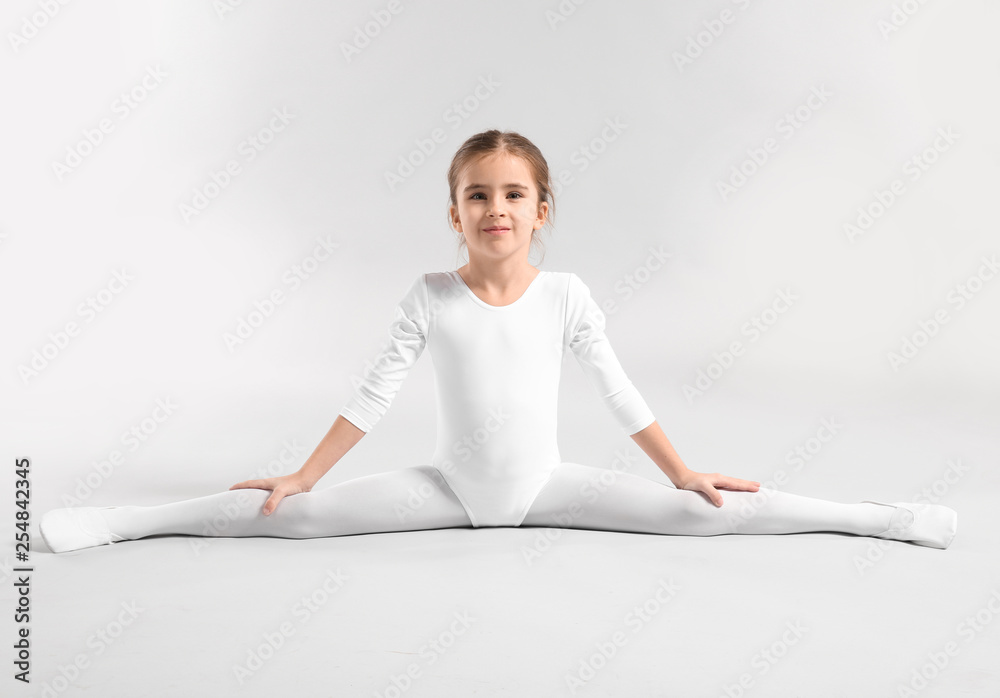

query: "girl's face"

left=449, top=153, right=548, bottom=267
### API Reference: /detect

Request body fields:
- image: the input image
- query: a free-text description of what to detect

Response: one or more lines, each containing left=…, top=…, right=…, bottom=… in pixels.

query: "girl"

left=40, top=130, right=957, bottom=553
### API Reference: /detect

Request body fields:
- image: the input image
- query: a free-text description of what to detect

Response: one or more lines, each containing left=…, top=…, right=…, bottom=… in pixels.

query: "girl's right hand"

left=229, top=473, right=314, bottom=516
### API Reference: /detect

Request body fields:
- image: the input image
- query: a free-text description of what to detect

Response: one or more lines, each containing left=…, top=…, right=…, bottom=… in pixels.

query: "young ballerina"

left=39, top=130, right=958, bottom=553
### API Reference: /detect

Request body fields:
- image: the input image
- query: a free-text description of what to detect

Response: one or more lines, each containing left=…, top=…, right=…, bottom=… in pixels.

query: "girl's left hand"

left=674, top=471, right=761, bottom=507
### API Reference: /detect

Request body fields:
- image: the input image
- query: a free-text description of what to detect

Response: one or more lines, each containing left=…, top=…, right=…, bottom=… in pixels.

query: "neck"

left=458, top=258, right=539, bottom=293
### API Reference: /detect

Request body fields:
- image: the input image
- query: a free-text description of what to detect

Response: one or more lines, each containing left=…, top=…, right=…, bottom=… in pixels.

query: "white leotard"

left=339, top=270, right=656, bottom=527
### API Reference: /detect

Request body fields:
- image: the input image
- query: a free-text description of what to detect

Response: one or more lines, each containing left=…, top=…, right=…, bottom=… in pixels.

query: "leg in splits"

left=520, top=462, right=897, bottom=539
left=40, top=465, right=473, bottom=552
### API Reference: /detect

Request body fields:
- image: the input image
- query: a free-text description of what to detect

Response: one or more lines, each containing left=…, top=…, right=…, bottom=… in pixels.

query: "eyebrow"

left=462, top=183, right=529, bottom=193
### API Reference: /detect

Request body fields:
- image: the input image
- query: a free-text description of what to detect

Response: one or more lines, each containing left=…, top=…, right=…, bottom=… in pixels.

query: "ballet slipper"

left=862, top=500, right=958, bottom=550
left=39, top=506, right=126, bottom=553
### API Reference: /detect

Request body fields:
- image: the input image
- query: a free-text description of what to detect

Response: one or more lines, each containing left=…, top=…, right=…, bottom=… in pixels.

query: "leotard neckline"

left=451, top=269, right=548, bottom=311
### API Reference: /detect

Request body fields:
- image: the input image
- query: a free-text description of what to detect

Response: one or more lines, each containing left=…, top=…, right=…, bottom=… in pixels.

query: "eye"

left=468, top=191, right=525, bottom=200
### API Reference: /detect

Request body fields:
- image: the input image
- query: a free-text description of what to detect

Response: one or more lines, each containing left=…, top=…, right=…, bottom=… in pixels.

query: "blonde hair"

left=446, top=129, right=555, bottom=266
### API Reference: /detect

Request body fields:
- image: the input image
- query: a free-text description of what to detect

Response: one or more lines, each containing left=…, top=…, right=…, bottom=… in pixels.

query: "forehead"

left=460, top=152, right=534, bottom=186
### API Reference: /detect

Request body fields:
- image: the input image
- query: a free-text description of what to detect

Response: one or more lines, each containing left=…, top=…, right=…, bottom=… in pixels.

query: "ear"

left=534, top=200, right=549, bottom=229
left=448, top=204, right=463, bottom=232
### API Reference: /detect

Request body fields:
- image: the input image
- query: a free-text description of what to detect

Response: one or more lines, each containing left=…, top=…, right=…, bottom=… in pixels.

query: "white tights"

left=100, top=463, right=893, bottom=543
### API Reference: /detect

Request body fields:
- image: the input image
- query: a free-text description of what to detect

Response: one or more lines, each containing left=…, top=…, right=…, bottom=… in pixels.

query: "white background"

left=2, top=0, right=997, bottom=498
left=1, top=2, right=998, bottom=697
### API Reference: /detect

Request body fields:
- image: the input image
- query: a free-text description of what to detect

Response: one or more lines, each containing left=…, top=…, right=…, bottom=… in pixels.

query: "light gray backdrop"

left=3, top=0, right=996, bottom=501
left=1, top=1, right=998, bottom=697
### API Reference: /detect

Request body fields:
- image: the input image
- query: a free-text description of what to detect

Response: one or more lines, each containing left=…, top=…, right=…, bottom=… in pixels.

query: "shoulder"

left=403, top=271, right=457, bottom=292
left=537, top=269, right=579, bottom=290
left=423, top=270, right=451, bottom=286
left=412, top=270, right=473, bottom=309
left=558, top=270, right=592, bottom=299
left=531, top=270, right=591, bottom=303
left=423, top=270, right=459, bottom=299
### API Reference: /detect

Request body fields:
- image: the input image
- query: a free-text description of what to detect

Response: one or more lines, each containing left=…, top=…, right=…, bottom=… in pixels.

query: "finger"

left=262, top=490, right=284, bottom=516
left=701, top=484, right=723, bottom=507
left=716, top=477, right=761, bottom=492
left=726, top=480, right=760, bottom=492
left=230, top=479, right=270, bottom=491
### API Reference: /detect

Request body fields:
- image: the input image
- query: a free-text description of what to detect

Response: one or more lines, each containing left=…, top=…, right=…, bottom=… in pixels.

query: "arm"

left=297, top=415, right=366, bottom=487
left=628, top=420, right=690, bottom=485
left=629, top=420, right=760, bottom=507
left=232, top=275, right=429, bottom=514
left=565, top=273, right=758, bottom=507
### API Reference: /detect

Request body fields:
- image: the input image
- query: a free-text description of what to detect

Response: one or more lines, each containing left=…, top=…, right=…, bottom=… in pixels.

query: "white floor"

left=6, top=389, right=999, bottom=698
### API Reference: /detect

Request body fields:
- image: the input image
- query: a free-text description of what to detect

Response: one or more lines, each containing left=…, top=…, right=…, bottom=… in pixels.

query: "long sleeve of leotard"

left=566, top=273, right=656, bottom=435
left=339, top=274, right=429, bottom=433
